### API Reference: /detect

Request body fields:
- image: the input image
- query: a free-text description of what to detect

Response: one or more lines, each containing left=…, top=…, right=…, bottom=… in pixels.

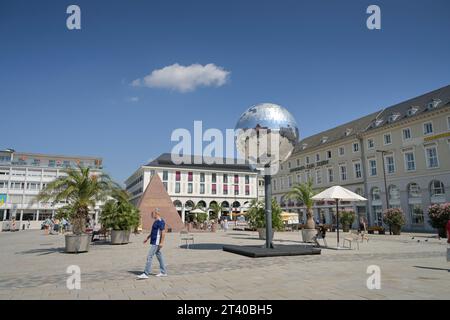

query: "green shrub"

left=246, top=199, right=283, bottom=231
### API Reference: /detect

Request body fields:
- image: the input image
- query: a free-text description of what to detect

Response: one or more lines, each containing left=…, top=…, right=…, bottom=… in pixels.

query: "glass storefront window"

left=409, top=204, right=424, bottom=224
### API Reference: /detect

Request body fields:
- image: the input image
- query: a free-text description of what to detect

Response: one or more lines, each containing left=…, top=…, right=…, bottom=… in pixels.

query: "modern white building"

left=0, top=149, right=103, bottom=231
left=273, top=85, right=450, bottom=232
left=125, top=153, right=264, bottom=222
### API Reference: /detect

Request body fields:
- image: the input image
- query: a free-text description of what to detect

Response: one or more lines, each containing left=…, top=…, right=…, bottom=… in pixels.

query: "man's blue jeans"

left=144, top=244, right=167, bottom=275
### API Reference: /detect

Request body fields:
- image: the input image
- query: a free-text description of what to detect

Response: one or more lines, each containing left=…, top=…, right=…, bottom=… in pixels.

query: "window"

left=371, top=187, right=381, bottom=201
left=369, top=159, right=377, bottom=176
left=273, top=179, right=277, bottom=191
left=200, top=183, right=205, bottom=194
left=327, top=168, right=334, bottom=183
left=234, top=184, right=239, bottom=195
left=212, top=184, right=217, bottom=195
left=63, top=160, right=70, bottom=168
left=296, top=159, right=300, bottom=166
left=383, top=133, right=392, bottom=145
left=0, top=181, right=7, bottom=188
left=327, top=150, right=332, bottom=159
left=430, top=180, right=445, bottom=197
left=316, top=154, right=320, bottom=162
left=175, top=182, right=180, bottom=193
left=162, top=170, right=168, bottom=181
left=187, top=183, right=193, bottom=194
left=175, top=171, right=181, bottom=181
left=367, top=138, right=375, bottom=149
left=288, top=176, right=292, bottom=187
left=200, top=172, right=205, bottom=182
left=402, top=128, right=411, bottom=141
left=388, top=185, right=400, bottom=203
left=315, top=170, right=322, bottom=184
left=234, top=174, right=239, bottom=184
left=340, top=165, right=347, bottom=181
left=385, top=155, right=395, bottom=174
left=223, top=184, right=228, bottom=195
left=27, top=182, right=39, bottom=190
left=423, top=122, right=433, bottom=135
left=407, top=107, right=418, bottom=116
left=163, top=182, right=168, bottom=191
left=245, top=185, right=250, bottom=196
left=404, top=152, right=416, bottom=171
left=187, top=172, right=193, bottom=182
left=409, top=204, right=424, bottom=224
left=297, top=174, right=301, bottom=184
left=408, top=183, right=421, bottom=198
left=338, top=147, right=345, bottom=156
left=0, top=155, right=11, bottom=163
left=212, top=173, right=217, bottom=183
left=245, top=175, right=250, bottom=184
left=305, top=156, right=310, bottom=164
left=48, top=160, right=56, bottom=167
left=354, top=162, right=362, bottom=179
left=353, top=142, right=359, bottom=153
left=10, top=182, right=25, bottom=189
left=425, top=146, right=439, bottom=168
left=305, top=171, right=311, bottom=182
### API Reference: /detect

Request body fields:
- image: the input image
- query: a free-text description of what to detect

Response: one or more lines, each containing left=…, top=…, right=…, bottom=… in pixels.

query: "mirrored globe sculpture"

left=235, top=103, right=299, bottom=174
left=235, top=103, right=299, bottom=248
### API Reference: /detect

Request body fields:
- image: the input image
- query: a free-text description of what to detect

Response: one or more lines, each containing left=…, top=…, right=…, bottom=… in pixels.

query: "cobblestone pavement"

left=0, top=229, right=448, bottom=300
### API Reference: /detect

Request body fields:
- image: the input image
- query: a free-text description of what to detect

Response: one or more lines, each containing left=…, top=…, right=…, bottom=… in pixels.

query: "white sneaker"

left=155, top=273, right=167, bottom=277
left=137, top=273, right=149, bottom=279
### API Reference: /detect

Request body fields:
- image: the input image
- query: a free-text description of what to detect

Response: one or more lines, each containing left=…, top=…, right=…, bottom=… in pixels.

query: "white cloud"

left=132, top=63, right=230, bottom=92
left=130, top=97, right=139, bottom=102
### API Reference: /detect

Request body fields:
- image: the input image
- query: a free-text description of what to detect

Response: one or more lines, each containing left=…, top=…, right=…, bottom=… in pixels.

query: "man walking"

left=138, top=209, right=167, bottom=279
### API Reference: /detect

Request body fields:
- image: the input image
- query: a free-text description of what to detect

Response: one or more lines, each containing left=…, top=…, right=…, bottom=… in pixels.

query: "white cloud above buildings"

left=131, top=63, right=230, bottom=92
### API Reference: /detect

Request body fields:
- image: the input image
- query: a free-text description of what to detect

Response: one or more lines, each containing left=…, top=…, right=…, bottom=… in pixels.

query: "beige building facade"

left=273, top=85, right=450, bottom=232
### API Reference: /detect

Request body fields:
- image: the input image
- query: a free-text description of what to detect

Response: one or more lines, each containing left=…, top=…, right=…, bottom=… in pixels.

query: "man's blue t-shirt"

left=150, top=218, right=165, bottom=245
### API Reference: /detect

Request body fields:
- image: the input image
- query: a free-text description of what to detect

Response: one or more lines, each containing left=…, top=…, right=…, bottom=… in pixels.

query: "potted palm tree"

left=100, top=189, right=140, bottom=245
left=340, top=210, right=356, bottom=232
left=209, top=202, right=223, bottom=221
left=383, top=208, right=406, bottom=235
left=246, top=199, right=283, bottom=240
left=36, top=166, right=115, bottom=253
left=286, top=179, right=317, bottom=242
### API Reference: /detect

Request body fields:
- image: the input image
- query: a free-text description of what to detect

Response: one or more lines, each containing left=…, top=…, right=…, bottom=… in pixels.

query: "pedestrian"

left=223, top=218, right=229, bottom=232
left=137, top=209, right=167, bottom=279
left=27, top=219, right=31, bottom=229
left=446, top=219, right=450, bottom=262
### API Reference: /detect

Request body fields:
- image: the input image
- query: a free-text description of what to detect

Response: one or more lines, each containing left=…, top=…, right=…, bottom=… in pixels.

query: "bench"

left=180, top=231, right=194, bottom=248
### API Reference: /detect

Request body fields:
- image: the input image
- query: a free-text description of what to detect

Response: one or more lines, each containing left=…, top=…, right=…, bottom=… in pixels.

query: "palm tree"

left=285, top=179, right=317, bottom=229
left=209, top=202, right=223, bottom=221
left=100, top=189, right=140, bottom=232
left=36, top=165, right=117, bottom=234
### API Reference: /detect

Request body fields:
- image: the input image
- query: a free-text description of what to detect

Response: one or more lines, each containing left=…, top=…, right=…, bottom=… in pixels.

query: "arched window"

left=197, top=200, right=207, bottom=209
left=430, top=180, right=445, bottom=197
left=371, top=187, right=380, bottom=201
left=173, top=200, right=182, bottom=209
left=388, top=185, right=400, bottom=202
left=407, top=183, right=421, bottom=198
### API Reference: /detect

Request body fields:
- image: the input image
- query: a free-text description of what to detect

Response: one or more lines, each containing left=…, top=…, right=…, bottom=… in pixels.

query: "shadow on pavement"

left=179, top=243, right=223, bottom=250
left=413, top=266, right=450, bottom=272
left=16, top=247, right=64, bottom=256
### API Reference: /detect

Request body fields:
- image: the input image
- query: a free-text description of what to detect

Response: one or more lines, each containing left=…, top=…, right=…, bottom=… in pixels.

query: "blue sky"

left=1, top=0, right=449, bottom=183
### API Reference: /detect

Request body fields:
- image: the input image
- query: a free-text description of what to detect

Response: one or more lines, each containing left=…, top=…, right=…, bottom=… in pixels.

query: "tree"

left=36, top=166, right=116, bottom=234
left=100, top=189, right=140, bottom=231
left=246, top=199, right=283, bottom=231
left=209, top=202, right=223, bottom=221
left=285, top=179, right=317, bottom=229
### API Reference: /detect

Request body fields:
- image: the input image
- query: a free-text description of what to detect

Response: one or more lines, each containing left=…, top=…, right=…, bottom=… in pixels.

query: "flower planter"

left=301, top=228, right=316, bottom=243
left=257, top=228, right=274, bottom=241
left=342, top=225, right=350, bottom=233
left=65, top=234, right=91, bottom=253
left=378, top=230, right=386, bottom=235
left=391, top=225, right=401, bottom=235
left=110, top=230, right=131, bottom=245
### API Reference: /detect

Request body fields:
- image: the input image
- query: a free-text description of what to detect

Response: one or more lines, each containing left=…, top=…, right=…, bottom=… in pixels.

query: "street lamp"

left=376, top=149, right=390, bottom=233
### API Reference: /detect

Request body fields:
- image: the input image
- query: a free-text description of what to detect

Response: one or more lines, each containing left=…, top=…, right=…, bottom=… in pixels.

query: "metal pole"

left=336, top=199, right=339, bottom=247
left=380, top=152, right=389, bottom=210
left=264, top=174, right=273, bottom=249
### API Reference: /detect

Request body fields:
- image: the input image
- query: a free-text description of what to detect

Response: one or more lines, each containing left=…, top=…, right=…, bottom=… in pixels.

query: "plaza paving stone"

left=0, top=229, right=448, bottom=300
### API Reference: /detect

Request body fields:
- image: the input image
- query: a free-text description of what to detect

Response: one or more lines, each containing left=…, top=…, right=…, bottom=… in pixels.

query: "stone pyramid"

left=137, top=173, right=185, bottom=232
